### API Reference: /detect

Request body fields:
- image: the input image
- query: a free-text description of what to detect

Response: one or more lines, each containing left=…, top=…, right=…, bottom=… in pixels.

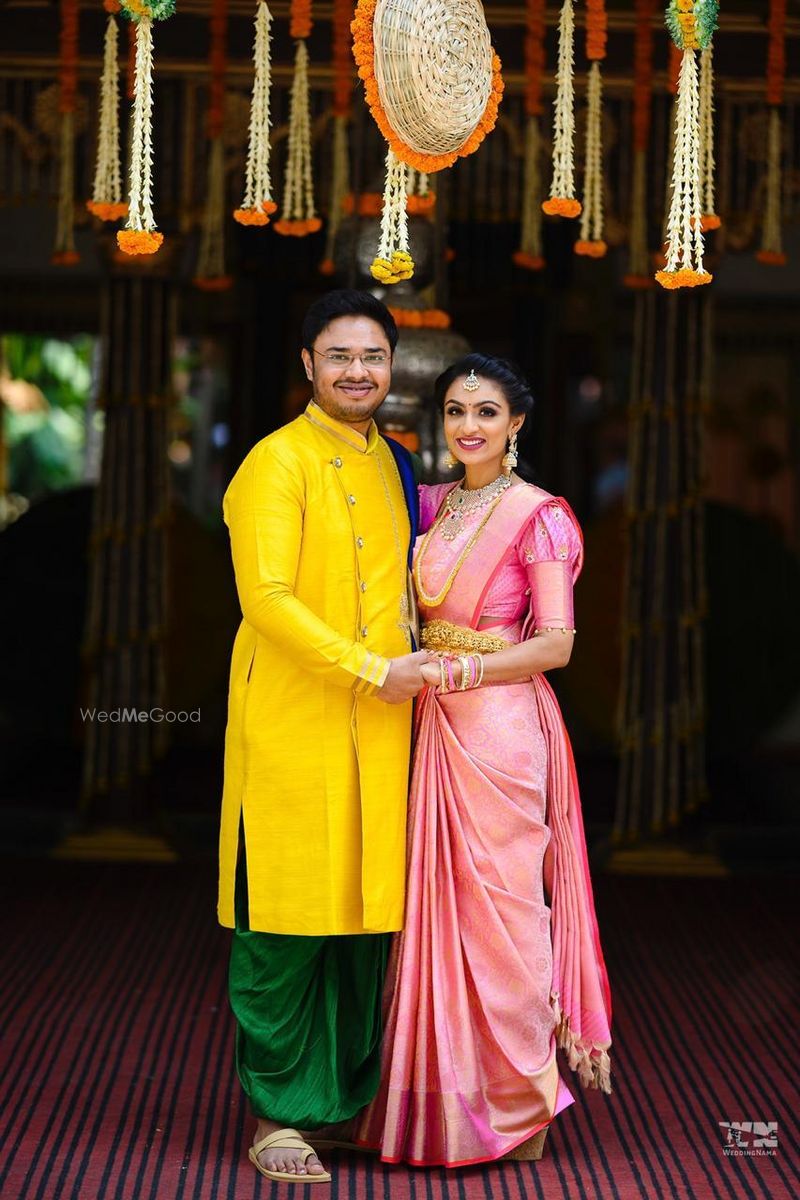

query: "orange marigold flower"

left=274, top=217, right=322, bottom=237
left=51, top=250, right=80, bottom=266
left=318, top=258, right=336, bottom=276
left=655, top=268, right=713, bottom=289
left=193, top=275, right=234, bottom=292
left=289, top=0, right=312, bottom=41
left=542, top=197, right=582, bottom=218
left=406, top=194, right=436, bottom=216
left=755, top=249, right=788, bottom=266
left=700, top=214, right=721, bottom=231
left=512, top=250, right=545, bottom=271
left=86, top=200, right=129, bottom=221
left=623, top=273, right=656, bottom=290
left=117, top=229, right=164, bottom=256
left=575, top=239, right=608, bottom=258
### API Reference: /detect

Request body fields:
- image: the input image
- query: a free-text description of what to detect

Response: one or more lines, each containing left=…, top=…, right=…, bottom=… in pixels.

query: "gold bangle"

left=458, top=654, right=470, bottom=691
left=474, top=653, right=485, bottom=687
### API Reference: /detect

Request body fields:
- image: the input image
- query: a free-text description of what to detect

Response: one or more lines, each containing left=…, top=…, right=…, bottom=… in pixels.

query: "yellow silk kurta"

left=218, top=400, right=413, bottom=936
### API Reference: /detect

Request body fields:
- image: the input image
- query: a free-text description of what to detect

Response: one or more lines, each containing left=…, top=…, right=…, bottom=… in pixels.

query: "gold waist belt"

left=421, top=619, right=511, bottom=655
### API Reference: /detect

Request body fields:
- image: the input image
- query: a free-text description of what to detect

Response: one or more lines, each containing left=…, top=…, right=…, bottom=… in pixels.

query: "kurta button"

left=361, top=581, right=367, bottom=592
left=357, top=537, right=364, bottom=549
left=361, top=625, right=368, bottom=637
left=349, top=494, right=356, bottom=505
left=333, top=457, right=343, bottom=468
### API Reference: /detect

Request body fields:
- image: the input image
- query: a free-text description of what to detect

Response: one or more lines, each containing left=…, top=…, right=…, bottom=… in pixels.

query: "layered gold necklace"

left=414, top=475, right=512, bottom=609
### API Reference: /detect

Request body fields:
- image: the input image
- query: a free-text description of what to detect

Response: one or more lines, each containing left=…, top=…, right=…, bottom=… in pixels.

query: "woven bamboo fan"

left=353, top=0, right=503, bottom=281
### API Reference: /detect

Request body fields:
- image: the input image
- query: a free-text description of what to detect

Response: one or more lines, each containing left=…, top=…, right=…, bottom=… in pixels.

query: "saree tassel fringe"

left=551, top=993, right=613, bottom=1094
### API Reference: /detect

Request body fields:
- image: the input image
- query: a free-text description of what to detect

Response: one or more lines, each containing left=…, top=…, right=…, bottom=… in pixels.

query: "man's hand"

left=376, top=651, right=434, bottom=704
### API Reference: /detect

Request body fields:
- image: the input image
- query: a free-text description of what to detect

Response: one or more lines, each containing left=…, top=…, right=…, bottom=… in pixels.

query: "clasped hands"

left=377, top=651, right=466, bottom=704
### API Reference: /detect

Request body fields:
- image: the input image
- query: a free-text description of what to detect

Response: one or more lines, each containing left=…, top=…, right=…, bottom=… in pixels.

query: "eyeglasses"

left=312, top=349, right=391, bottom=368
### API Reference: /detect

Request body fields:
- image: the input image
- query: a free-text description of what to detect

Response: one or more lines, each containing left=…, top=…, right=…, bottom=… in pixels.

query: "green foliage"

left=1, top=333, right=98, bottom=499
left=119, top=0, right=176, bottom=23
left=666, top=0, right=719, bottom=52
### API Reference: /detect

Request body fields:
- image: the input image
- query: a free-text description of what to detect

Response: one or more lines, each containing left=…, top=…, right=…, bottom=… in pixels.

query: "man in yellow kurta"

left=219, top=290, right=429, bottom=1182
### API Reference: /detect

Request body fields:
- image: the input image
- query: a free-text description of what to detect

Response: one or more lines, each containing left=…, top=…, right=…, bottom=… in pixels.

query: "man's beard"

left=313, top=377, right=389, bottom=424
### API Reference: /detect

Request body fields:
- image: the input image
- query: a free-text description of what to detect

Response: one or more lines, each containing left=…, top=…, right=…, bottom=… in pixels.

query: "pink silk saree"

left=355, top=482, right=612, bottom=1166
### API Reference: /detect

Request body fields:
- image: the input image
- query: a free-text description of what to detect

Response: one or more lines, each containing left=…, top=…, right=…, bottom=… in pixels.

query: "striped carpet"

left=1, top=862, right=797, bottom=1200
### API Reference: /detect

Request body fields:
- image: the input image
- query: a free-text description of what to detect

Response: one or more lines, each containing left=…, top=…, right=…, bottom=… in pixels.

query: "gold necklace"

left=414, top=484, right=511, bottom=609
left=440, top=474, right=512, bottom=541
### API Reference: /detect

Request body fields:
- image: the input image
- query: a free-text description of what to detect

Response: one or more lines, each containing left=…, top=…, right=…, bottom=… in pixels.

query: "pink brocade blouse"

left=418, top=483, right=584, bottom=632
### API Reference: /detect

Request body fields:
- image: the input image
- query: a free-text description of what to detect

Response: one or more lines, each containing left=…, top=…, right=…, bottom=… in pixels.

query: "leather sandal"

left=249, top=1127, right=332, bottom=1183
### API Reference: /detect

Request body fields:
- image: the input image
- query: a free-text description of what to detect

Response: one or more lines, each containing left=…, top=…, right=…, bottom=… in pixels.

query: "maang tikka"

left=463, top=369, right=480, bottom=392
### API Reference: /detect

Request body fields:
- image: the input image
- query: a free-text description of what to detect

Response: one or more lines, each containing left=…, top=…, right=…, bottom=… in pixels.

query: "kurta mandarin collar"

left=303, top=398, right=380, bottom=454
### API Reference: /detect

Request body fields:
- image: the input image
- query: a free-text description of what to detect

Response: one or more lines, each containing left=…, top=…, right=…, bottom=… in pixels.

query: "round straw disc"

left=373, top=0, right=493, bottom=157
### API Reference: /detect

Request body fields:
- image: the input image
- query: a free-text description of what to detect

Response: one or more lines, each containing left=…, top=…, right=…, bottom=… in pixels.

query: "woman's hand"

left=420, top=660, right=442, bottom=687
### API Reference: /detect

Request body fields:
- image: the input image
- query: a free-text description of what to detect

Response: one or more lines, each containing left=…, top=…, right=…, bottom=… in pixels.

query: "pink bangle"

left=445, top=657, right=456, bottom=692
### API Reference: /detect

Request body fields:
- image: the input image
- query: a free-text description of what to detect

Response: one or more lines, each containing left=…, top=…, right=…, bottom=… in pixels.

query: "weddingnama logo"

left=718, top=1121, right=778, bottom=1156
left=79, top=707, right=200, bottom=723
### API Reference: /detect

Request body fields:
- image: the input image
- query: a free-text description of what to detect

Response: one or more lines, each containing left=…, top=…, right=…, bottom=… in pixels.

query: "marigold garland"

left=88, top=10, right=127, bottom=222
left=370, top=149, right=414, bottom=284
left=276, top=4, right=319, bottom=238
left=626, top=0, right=656, bottom=288
left=234, top=2, right=277, bottom=227
left=543, top=0, right=581, bottom=218
left=54, top=0, right=79, bottom=265
left=656, top=1, right=718, bottom=289
left=515, top=0, right=546, bottom=270
left=320, top=0, right=354, bottom=276
left=350, top=0, right=503, bottom=175
left=389, top=307, right=451, bottom=329
left=195, top=0, right=232, bottom=290
left=576, top=0, right=607, bottom=257
left=117, top=2, right=176, bottom=257
left=758, top=0, right=786, bottom=265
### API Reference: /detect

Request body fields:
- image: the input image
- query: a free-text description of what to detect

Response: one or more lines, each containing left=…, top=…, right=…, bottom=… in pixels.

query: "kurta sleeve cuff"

left=353, top=649, right=391, bottom=696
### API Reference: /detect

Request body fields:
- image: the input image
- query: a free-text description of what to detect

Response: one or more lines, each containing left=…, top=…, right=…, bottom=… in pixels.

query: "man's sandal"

left=249, top=1128, right=332, bottom=1184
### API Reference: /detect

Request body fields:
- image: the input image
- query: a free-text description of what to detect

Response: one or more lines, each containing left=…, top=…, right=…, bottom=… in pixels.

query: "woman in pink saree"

left=355, top=354, right=613, bottom=1167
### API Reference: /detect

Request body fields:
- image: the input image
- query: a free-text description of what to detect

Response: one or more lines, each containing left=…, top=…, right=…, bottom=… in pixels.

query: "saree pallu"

left=356, top=483, right=612, bottom=1166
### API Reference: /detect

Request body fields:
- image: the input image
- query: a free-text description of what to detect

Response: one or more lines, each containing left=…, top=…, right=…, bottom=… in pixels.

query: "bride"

left=355, top=353, right=613, bottom=1166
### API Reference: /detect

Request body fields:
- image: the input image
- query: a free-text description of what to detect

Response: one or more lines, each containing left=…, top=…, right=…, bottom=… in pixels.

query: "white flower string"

left=235, top=2, right=276, bottom=226
left=371, top=148, right=414, bottom=283
left=656, top=0, right=718, bottom=289
left=576, top=61, right=605, bottom=254
left=118, top=10, right=164, bottom=255
left=698, top=46, right=720, bottom=229
left=543, top=0, right=580, bottom=218
left=757, top=0, right=787, bottom=266
left=88, top=10, right=127, bottom=222
left=275, top=3, right=321, bottom=237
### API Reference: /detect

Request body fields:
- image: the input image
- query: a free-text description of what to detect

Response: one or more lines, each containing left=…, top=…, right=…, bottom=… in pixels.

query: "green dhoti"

left=228, top=855, right=390, bottom=1129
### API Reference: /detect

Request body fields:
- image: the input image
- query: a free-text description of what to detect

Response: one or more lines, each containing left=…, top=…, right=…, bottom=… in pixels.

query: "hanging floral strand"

left=543, top=0, right=581, bottom=217
left=117, top=1, right=176, bottom=256
left=320, top=0, right=354, bottom=274
left=370, top=149, right=414, bottom=284
left=575, top=0, right=608, bottom=256
left=514, top=0, right=546, bottom=270
left=194, top=0, right=232, bottom=289
left=53, top=0, right=80, bottom=265
left=88, top=1, right=127, bottom=222
left=624, top=0, right=656, bottom=287
left=698, top=45, right=720, bottom=229
left=655, top=0, right=718, bottom=289
left=275, top=0, right=321, bottom=236
left=653, top=43, right=682, bottom=269
left=234, top=2, right=276, bottom=226
left=756, top=0, right=786, bottom=265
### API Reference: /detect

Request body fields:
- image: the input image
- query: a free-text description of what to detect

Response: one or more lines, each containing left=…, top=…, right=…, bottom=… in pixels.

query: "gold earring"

left=443, top=449, right=458, bottom=469
left=502, top=430, right=518, bottom=476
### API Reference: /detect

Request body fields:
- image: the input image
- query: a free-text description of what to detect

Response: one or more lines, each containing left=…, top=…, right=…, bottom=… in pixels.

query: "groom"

left=219, top=289, right=429, bottom=1181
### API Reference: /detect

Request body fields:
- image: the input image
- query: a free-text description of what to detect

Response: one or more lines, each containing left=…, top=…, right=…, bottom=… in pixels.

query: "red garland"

left=332, top=0, right=353, bottom=117
left=524, top=0, right=546, bottom=117
left=207, top=0, right=228, bottom=139
left=766, top=0, right=786, bottom=107
left=59, top=0, right=79, bottom=115
left=586, top=0, right=607, bottom=62
left=632, top=0, right=655, bottom=151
